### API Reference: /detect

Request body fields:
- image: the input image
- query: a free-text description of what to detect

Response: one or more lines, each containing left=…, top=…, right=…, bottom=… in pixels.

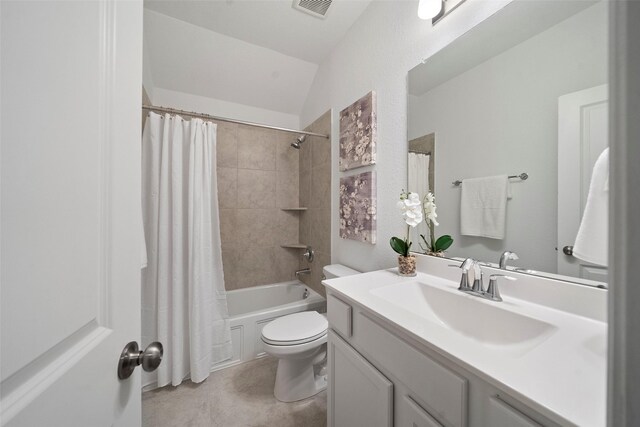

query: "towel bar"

left=452, top=173, right=528, bottom=187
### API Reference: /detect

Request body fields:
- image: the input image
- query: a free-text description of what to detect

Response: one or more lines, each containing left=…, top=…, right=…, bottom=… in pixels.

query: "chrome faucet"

left=499, top=251, right=519, bottom=269
left=295, top=268, right=311, bottom=280
left=451, top=259, right=516, bottom=302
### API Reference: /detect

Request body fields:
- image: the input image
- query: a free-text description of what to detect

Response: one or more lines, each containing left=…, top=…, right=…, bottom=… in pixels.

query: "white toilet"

left=261, top=264, right=360, bottom=402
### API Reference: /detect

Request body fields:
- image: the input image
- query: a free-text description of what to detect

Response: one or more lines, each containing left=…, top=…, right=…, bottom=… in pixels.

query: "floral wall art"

left=339, top=91, right=377, bottom=171
left=339, top=171, right=377, bottom=244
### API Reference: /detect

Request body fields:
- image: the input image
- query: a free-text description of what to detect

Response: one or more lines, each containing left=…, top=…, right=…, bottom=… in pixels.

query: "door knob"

left=118, top=341, right=163, bottom=380
left=563, top=245, right=574, bottom=256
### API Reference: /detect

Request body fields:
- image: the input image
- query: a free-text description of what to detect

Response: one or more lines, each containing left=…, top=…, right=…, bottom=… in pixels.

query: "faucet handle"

left=486, top=274, right=516, bottom=302
left=471, top=262, right=485, bottom=293
left=448, top=263, right=472, bottom=291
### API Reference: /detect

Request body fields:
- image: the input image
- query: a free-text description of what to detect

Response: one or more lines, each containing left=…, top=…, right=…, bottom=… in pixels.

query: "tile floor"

left=142, top=356, right=327, bottom=427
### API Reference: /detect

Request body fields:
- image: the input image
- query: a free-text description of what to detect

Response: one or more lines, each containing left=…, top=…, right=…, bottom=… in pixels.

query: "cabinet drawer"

left=357, top=312, right=468, bottom=427
left=487, top=396, right=542, bottom=427
left=328, top=294, right=352, bottom=337
left=402, top=395, right=443, bottom=427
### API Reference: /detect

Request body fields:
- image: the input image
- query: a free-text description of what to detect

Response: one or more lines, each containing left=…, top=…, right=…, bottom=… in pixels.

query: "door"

left=557, top=85, right=608, bottom=282
left=328, top=331, right=393, bottom=427
left=1, top=1, right=143, bottom=426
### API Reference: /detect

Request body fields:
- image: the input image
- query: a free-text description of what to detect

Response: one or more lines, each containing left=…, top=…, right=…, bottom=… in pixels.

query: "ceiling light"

left=418, top=0, right=443, bottom=20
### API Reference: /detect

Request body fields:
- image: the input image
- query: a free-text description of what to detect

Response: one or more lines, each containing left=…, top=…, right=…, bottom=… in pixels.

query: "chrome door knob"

left=563, top=245, right=574, bottom=256
left=118, top=341, right=163, bottom=380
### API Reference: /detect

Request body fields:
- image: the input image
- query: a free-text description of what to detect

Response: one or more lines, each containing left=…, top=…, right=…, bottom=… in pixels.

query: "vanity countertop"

left=323, top=265, right=607, bottom=427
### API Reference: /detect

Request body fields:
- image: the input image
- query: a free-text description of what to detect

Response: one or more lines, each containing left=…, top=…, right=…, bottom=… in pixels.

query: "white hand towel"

left=573, top=148, right=609, bottom=266
left=460, top=175, right=511, bottom=239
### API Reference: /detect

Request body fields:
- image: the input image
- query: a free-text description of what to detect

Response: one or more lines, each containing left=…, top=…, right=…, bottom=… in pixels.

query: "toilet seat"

left=261, top=311, right=328, bottom=346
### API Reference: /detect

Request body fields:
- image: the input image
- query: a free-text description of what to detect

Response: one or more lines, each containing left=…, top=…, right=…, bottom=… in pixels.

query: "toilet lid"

left=261, top=311, right=328, bottom=345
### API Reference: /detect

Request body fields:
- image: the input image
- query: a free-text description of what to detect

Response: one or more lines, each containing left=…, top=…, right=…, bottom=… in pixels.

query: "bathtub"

left=212, top=281, right=326, bottom=372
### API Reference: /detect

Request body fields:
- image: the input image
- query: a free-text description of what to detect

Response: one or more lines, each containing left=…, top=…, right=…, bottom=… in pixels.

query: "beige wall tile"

left=213, top=125, right=307, bottom=291
left=277, top=210, right=299, bottom=244
left=274, top=247, right=299, bottom=282
left=217, top=167, right=237, bottom=209
left=309, top=208, right=331, bottom=255
left=309, top=163, right=331, bottom=209
left=276, top=136, right=300, bottom=208
left=299, top=141, right=312, bottom=173
left=299, top=169, right=311, bottom=208
left=311, top=138, right=331, bottom=169
left=216, top=122, right=238, bottom=168
left=276, top=134, right=299, bottom=173
left=219, top=209, right=237, bottom=245
left=237, top=126, right=276, bottom=170
left=277, top=168, right=299, bottom=208
left=237, top=169, right=276, bottom=209
left=236, top=209, right=278, bottom=247
left=299, top=211, right=310, bottom=247
left=299, top=109, right=331, bottom=293
left=236, top=245, right=277, bottom=288
left=222, top=242, right=238, bottom=291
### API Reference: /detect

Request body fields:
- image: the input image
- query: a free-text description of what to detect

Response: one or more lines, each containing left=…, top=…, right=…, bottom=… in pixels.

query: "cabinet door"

left=487, top=396, right=542, bottom=427
left=328, top=330, right=393, bottom=427
left=401, top=396, right=443, bottom=427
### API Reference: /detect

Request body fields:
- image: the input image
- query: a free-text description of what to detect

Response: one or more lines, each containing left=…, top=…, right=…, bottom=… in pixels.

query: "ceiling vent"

left=292, top=0, right=333, bottom=19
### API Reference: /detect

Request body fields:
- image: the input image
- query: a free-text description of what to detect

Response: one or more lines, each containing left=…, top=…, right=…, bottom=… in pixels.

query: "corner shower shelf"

left=281, top=244, right=309, bottom=249
left=281, top=207, right=308, bottom=211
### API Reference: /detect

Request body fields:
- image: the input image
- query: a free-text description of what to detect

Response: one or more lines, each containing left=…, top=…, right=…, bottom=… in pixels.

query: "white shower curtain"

left=141, top=112, right=232, bottom=388
left=408, top=152, right=430, bottom=250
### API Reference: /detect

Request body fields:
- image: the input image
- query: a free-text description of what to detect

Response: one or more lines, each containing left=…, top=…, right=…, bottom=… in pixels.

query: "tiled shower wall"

left=216, top=122, right=301, bottom=290
left=298, top=111, right=332, bottom=297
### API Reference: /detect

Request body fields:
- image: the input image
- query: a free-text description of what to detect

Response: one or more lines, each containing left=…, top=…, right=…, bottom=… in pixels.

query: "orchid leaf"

left=390, top=237, right=410, bottom=257
left=434, top=235, right=454, bottom=252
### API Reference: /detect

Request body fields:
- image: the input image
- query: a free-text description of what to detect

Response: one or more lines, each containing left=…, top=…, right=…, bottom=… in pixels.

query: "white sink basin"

left=370, top=281, right=557, bottom=356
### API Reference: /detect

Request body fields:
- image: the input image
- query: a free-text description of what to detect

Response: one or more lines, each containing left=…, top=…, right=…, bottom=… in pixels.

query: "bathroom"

left=1, top=1, right=639, bottom=427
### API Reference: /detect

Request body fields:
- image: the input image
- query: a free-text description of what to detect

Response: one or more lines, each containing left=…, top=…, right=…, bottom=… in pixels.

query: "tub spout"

left=295, top=268, right=311, bottom=280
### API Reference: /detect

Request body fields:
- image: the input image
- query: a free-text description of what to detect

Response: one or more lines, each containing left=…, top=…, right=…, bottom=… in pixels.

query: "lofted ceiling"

left=143, top=0, right=373, bottom=117
left=144, top=0, right=373, bottom=64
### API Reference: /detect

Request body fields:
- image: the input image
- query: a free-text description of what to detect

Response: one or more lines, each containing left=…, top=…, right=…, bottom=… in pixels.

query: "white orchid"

left=419, top=192, right=454, bottom=255
left=391, top=190, right=422, bottom=257
left=423, top=192, right=439, bottom=226
left=397, top=191, right=423, bottom=227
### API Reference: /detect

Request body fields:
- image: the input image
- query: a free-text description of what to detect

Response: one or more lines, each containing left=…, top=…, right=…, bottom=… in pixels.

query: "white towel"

left=460, top=175, right=511, bottom=239
left=573, top=148, right=609, bottom=266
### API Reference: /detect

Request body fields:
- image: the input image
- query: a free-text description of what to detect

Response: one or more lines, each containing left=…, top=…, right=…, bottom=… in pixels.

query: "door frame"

left=608, top=1, right=640, bottom=426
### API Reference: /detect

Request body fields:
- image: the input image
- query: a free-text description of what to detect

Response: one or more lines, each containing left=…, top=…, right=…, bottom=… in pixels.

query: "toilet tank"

left=322, top=264, right=360, bottom=280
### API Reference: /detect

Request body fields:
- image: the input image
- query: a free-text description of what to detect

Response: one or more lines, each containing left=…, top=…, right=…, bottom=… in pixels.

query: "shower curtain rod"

left=142, top=105, right=330, bottom=139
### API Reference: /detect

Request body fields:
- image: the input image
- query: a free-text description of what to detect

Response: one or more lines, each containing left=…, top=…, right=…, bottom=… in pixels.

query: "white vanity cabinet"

left=326, top=293, right=561, bottom=427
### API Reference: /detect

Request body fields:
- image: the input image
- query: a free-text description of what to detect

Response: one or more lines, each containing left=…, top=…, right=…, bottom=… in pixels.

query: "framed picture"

left=339, top=91, right=377, bottom=171
left=339, top=171, right=376, bottom=244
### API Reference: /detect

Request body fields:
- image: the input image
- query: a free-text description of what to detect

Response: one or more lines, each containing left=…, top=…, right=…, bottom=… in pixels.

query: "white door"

left=1, top=1, right=144, bottom=426
left=557, top=85, right=608, bottom=282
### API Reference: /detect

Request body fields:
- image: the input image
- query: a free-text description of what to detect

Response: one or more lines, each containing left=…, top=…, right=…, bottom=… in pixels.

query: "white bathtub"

left=212, top=281, right=326, bottom=372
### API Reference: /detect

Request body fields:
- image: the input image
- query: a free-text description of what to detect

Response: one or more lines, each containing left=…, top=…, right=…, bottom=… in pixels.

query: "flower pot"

left=397, top=255, right=417, bottom=277
left=427, top=251, right=446, bottom=258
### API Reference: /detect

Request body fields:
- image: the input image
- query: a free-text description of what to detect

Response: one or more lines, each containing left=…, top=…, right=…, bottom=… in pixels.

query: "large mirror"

left=407, top=0, right=608, bottom=287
